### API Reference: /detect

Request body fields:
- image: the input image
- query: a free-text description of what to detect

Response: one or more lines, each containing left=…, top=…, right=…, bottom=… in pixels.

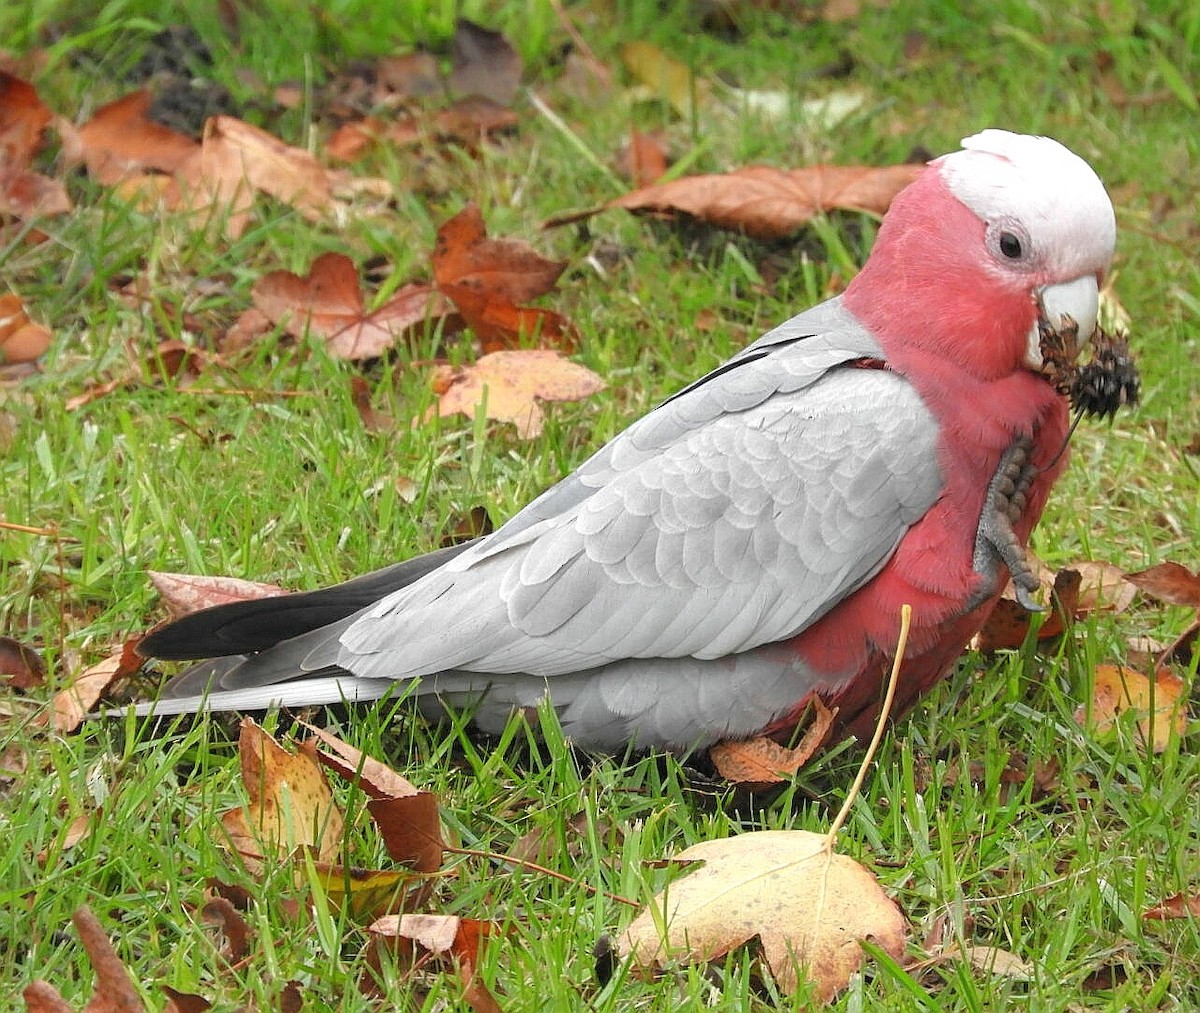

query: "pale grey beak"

left=1024, top=275, right=1100, bottom=369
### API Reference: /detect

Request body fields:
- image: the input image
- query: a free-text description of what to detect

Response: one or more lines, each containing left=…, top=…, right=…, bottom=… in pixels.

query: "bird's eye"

left=999, top=231, right=1023, bottom=259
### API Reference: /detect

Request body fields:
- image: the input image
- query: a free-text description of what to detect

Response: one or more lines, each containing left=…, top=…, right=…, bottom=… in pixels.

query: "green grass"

left=3, top=1, right=1200, bottom=1009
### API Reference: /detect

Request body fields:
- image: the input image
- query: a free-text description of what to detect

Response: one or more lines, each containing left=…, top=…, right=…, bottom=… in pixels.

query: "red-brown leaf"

left=1125, top=561, right=1200, bottom=608
left=608, top=162, right=924, bottom=239
left=433, top=203, right=567, bottom=304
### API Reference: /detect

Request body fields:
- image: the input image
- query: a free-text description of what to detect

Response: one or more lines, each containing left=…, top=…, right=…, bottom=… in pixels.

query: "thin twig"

left=526, top=92, right=624, bottom=192
left=445, top=844, right=639, bottom=908
left=824, top=603, right=912, bottom=852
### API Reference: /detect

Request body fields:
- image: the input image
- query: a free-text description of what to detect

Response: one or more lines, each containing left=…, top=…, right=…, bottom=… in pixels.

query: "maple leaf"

left=620, top=829, right=906, bottom=1001
left=251, top=252, right=449, bottom=360
left=433, top=202, right=566, bottom=305
left=430, top=349, right=604, bottom=438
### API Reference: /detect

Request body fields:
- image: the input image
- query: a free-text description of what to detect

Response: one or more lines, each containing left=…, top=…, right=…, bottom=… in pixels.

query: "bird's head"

left=844, top=130, right=1116, bottom=382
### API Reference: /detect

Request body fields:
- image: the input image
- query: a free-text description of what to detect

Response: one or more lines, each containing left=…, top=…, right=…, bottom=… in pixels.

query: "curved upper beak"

left=1024, top=274, right=1100, bottom=369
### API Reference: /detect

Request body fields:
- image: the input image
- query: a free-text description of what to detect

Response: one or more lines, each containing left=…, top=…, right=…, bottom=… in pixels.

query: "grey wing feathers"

left=337, top=303, right=942, bottom=682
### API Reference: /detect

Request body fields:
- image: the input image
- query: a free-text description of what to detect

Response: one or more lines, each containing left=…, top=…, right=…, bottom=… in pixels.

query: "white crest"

left=936, top=129, right=1116, bottom=278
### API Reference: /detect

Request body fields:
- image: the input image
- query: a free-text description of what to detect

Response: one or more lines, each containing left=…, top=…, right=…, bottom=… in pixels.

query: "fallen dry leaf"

left=51, top=639, right=142, bottom=733
left=960, top=944, right=1034, bottom=980
left=0, top=634, right=45, bottom=690
left=368, top=913, right=504, bottom=1013
left=621, top=128, right=669, bottom=188
left=621, top=830, right=906, bottom=1001
left=621, top=41, right=705, bottom=119
left=299, top=721, right=445, bottom=872
left=430, top=349, right=604, bottom=438
left=252, top=252, right=448, bottom=360
left=162, top=985, right=213, bottom=1013
left=219, top=719, right=345, bottom=872
left=37, top=810, right=97, bottom=865
left=313, top=863, right=429, bottom=921
left=1125, top=561, right=1200, bottom=608
left=0, top=292, right=52, bottom=364
left=63, top=90, right=198, bottom=184
left=1073, top=664, right=1188, bottom=753
left=1143, top=891, right=1200, bottom=921
left=709, top=698, right=836, bottom=786
left=148, top=570, right=288, bottom=618
left=450, top=18, right=522, bottom=106
left=433, top=203, right=566, bottom=305
left=0, top=70, right=52, bottom=165
left=1074, top=561, right=1137, bottom=613
left=23, top=906, right=146, bottom=1013
left=556, top=163, right=923, bottom=240
left=973, top=567, right=1082, bottom=652
left=174, top=116, right=333, bottom=239
left=0, top=166, right=72, bottom=220
left=199, top=896, right=251, bottom=964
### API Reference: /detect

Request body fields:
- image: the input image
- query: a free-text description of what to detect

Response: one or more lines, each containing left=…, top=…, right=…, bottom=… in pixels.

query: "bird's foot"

left=970, top=435, right=1043, bottom=612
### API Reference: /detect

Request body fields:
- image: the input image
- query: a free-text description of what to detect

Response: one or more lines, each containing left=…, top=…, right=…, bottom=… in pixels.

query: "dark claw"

left=970, top=434, right=1044, bottom=612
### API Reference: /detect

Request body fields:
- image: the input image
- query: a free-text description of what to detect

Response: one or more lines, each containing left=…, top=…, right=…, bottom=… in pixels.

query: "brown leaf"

left=175, top=116, right=331, bottom=239
left=1074, top=561, right=1137, bottom=613
left=0, top=292, right=52, bottom=364
left=434, top=96, right=520, bottom=145
left=252, top=253, right=447, bottom=360
left=368, top=914, right=505, bottom=1013
left=433, top=203, right=567, bottom=305
left=0, top=634, right=45, bottom=690
left=430, top=349, right=604, bottom=438
left=199, top=896, right=251, bottom=964
left=0, top=166, right=72, bottom=219
left=218, top=719, right=345, bottom=872
left=439, top=505, right=493, bottom=548
left=349, top=375, right=394, bottom=432
left=1143, top=891, right=1200, bottom=920
left=709, top=698, right=836, bottom=786
left=368, top=793, right=445, bottom=872
left=450, top=19, right=522, bottom=105
left=1073, top=664, right=1188, bottom=754
left=37, top=810, right=96, bottom=864
left=52, top=640, right=143, bottom=733
left=65, top=91, right=198, bottom=184
left=161, top=986, right=212, bottom=1013
left=973, top=568, right=1082, bottom=652
left=23, top=906, right=147, bottom=1012
left=1125, top=561, right=1200, bottom=608
left=621, top=128, right=668, bottom=188
left=299, top=719, right=421, bottom=799
left=0, top=71, right=52, bottom=166
left=607, top=162, right=924, bottom=240
left=440, top=283, right=577, bottom=352
left=148, top=571, right=288, bottom=619
left=620, top=830, right=906, bottom=1000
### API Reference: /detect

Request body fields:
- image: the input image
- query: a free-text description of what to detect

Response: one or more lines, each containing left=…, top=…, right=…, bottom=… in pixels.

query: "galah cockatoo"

left=131, top=130, right=1121, bottom=752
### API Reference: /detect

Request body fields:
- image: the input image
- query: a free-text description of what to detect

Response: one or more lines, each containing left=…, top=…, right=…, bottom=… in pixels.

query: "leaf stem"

left=824, top=603, right=912, bottom=852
